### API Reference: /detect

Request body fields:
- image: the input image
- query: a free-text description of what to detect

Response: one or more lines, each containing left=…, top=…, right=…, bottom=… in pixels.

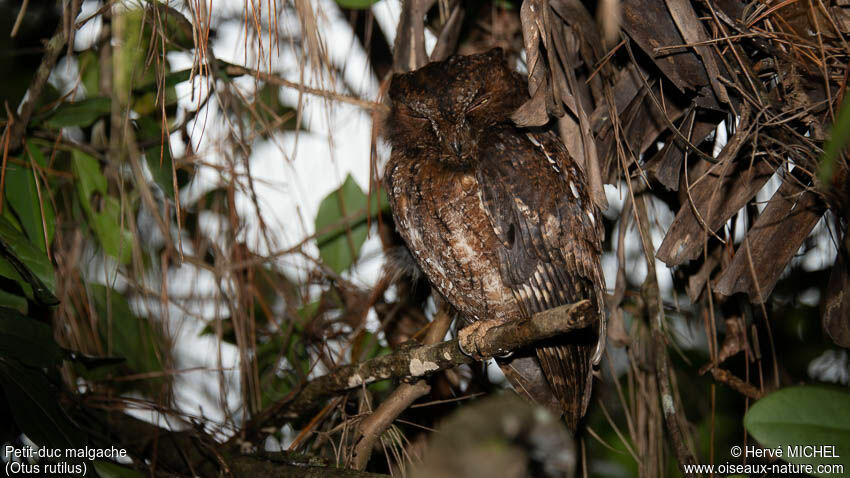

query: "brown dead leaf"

left=664, top=0, right=730, bottom=105
left=717, top=316, right=750, bottom=364
left=645, top=110, right=717, bottom=191
left=392, top=0, right=435, bottom=73
left=621, top=0, right=711, bottom=94
left=714, top=175, right=825, bottom=303
left=607, top=308, right=632, bottom=347
left=657, top=116, right=776, bottom=266
left=430, top=3, right=465, bottom=62
left=823, top=247, right=850, bottom=348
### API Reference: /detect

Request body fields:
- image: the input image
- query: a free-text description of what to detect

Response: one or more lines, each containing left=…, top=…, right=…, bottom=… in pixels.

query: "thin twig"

left=225, top=64, right=389, bottom=113
left=8, top=5, right=81, bottom=150
left=350, top=307, right=452, bottom=470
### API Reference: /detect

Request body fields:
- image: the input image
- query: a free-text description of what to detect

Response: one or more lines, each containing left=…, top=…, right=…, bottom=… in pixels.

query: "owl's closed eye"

left=387, top=48, right=528, bottom=168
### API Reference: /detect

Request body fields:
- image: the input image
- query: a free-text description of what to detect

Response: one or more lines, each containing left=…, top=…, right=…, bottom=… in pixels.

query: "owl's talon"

left=458, top=320, right=504, bottom=361
left=458, top=322, right=483, bottom=360
left=457, top=336, right=476, bottom=358
left=591, top=315, right=607, bottom=366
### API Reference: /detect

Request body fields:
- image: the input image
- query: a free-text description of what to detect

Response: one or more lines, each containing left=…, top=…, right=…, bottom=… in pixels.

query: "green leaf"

left=72, top=149, right=108, bottom=200
left=136, top=116, right=175, bottom=198
left=71, top=150, right=133, bottom=264
left=744, top=386, right=850, bottom=476
left=78, top=50, right=100, bottom=95
left=146, top=1, right=196, bottom=50
left=298, top=300, right=321, bottom=321
left=314, top=175, right=388, bottom=273
left=334, top=0, right=380, bottom=8
left=0, top=290, right=27, bottom=314
left=93, top=460, right=145, bottom=478
left=122, top=9, right=153, bottom=87
left=0, top=307, right=62, bottom=368
left=819, top=97, right=850, bottom=186
left=133, top=89, right=178, bottom=116
left=0, top=358, right=85, bottom=449
left=133, top=68, right=193, bottom=94
left=89, top=284, right=167, bottom=390
left=5, top=141, right=55, bottom=251
left=0, top=215, right=57, bottom=304
left=44, top=97, right=111, bottom=128
left=0, top=258, right=32, bottom=299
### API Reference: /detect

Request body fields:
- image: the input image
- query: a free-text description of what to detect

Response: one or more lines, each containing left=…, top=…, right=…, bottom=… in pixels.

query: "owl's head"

left=388, top=48, right=527, bottom=169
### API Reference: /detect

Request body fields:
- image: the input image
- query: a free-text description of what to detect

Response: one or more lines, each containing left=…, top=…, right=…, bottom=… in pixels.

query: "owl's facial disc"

left=432, top=116, right=478, bottom=169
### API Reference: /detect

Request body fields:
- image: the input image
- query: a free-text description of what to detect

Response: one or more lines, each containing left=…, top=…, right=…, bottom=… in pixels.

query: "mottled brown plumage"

left=384, top=48, right=605, bottom=429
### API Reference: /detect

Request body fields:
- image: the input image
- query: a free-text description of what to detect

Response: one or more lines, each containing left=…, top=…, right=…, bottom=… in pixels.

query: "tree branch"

left=93, top=411, right=389, bottom=478
left=8, top=4, right=81, bottom=150
left=632, top=194, right=699, bottom=471
left=350, top=307, right=453, bottom=470
left=247, top=299, right=595, bottom=438
left=224, top=64, right=388, bottom=113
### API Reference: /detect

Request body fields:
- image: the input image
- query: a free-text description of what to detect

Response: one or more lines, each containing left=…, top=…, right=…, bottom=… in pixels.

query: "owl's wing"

left=476, top=126, right=605, bottom=428
left=476, top=127, right=604, bottom=308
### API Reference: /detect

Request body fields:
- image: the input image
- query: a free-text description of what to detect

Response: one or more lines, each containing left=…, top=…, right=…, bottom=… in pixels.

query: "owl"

left=383, top=48, right=606, bottom=430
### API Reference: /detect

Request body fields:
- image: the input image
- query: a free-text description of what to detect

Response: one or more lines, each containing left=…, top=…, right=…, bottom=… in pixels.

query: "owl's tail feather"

left=535, top=330, right=596, bottom=432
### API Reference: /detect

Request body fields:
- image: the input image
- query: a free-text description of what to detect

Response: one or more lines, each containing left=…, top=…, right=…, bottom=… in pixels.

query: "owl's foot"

left=458, top=320, right=508, bottom=360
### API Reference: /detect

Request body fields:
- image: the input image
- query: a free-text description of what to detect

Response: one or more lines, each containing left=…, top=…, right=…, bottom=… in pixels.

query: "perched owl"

left=384, top=48, right=605, bottom=429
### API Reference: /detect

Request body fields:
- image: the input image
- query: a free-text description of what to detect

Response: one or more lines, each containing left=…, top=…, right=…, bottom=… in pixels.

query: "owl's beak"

left=450, top=139, right=463, bottom=157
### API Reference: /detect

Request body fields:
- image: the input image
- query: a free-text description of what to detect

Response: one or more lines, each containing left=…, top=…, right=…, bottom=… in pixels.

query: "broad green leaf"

left=44, top=96, right=111, bottom=128
left=0, top=258, right=32, bottom=299
left=78, top=50, right=100, bottom=95
left=0, top=358, right=85, bottom=449
left=31, top=84, right=62, bottom=115
left=72, top=149, right=107, bottom=200
left=121, top=9, right=154, bottom=87
left=133, top=68, right=193, bottom=94
left=1, top=206, right=23, bottom=233
left=71, top=150, right=133, bottom=264
left=0, top=290, right=26, bottom=314
left=5, top=141, right=55, bottom=250
left=0, top=307, right=62, bottom=368
left=94, top=461, right=145, bottom=478
left=744, top=386, right=850, bottom=476
left=335, top=0, right=380, bottom=8
left=0, top=215, right=57, bottom=304
left=92, top=197, right=134, bottom=264
left=120, top=6, right=185, bottom=110
left=137, top=116, right=175, bottom=198
left=133, top=64, right=231, bottom=95
left=146, top=1, right=196, bottom=50
left=819, top=97, right=850, bottom=186
left=89, top=284, right=167, bottom=391
left=298, top=300, right=321, bottom=321
left=314, top=175, right=388, bottom=273
left=133, top=88, right=178, bottom=116
left=259, top=300, right=319, bottom=406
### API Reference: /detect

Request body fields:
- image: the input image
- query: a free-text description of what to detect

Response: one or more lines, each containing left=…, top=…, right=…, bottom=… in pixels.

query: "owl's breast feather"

left=385, top=155, right=522, bottom=324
